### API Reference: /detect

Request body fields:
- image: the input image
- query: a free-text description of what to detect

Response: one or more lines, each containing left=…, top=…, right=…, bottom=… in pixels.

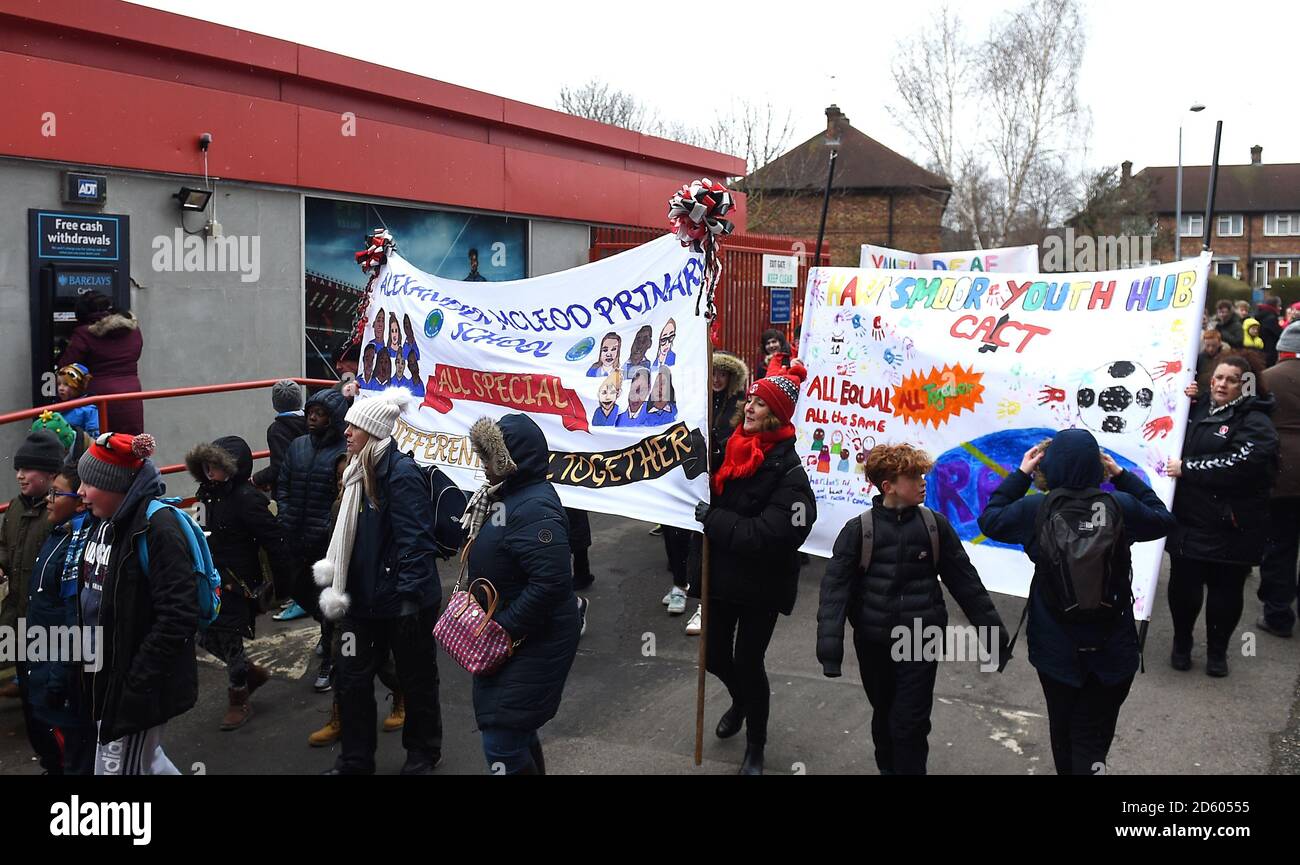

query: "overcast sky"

left=130, top=0, right=1297, bottom=176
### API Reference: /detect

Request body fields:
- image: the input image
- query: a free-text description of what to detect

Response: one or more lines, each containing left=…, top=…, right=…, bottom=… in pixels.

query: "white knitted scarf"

left=314, top=436, right=390, bottom=621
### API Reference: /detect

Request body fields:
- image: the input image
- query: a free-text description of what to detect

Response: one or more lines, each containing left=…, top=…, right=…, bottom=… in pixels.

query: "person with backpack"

left=694, top=365, right=816, bottom=775
left=1166, top=356, right=1278, bottom=677
left=187, top=435, right=293, bottom=730
left=817, top=443, right=1007, bottom=775
left=77, top=432, right=199, bottom=775
left=314, top=391, right=450, bottom=775
left=978, top=430, right=1176, bottom=774
left=276, top=388, right=349, bottom=691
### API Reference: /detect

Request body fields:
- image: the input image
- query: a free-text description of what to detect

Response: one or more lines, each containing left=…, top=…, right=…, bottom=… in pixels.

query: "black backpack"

left=1032, top=487, right=1131, bottom=623
left=403, top=451, right=470, bottom=559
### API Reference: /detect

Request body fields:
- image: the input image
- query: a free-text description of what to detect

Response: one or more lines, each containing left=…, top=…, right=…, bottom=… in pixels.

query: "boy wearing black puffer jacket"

left=276, top=389, right=348, bottom=685
left=817, top=443, right=1006, bottom=775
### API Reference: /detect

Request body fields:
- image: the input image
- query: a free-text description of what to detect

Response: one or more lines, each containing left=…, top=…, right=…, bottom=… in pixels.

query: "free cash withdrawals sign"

left=351, top=234, right=710, bottom=530
left=792, top=254, right=1211, bottom=620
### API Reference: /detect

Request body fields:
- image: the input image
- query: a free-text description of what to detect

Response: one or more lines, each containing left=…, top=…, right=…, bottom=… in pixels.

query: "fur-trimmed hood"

left=712, top=351, right=749, bottom=399
left=470, top=414, right=550, bottom=490
left=87, top=311, right=139, bottom=337
left=186, top=436, right=253, bottom=487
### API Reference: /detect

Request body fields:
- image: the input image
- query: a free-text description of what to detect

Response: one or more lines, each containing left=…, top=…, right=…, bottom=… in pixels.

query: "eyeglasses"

left=660, top=333, right=675, bottom=344
left=46, top=490, right=81, bottom=502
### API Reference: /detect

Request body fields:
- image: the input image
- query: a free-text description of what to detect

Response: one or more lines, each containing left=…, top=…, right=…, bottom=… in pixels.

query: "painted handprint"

left=871, top=315, right=886, bottom=340
left=1143, top=416, right=1173, bottom=440
left=1153, top=359, right=1182, bottom=380
left=902, top=336, right=916, bottom=359
left=1037, top=386, right=1065, bottom=405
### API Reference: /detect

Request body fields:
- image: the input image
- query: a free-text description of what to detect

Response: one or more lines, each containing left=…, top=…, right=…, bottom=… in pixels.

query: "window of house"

left=1265, top=213, right=1300, bottom=236
left=1180, top=214, right=1203, bottom=237
left=1215, top=261, right=1238, bottom=278
left=1216, top=214, right=1243, bottom=237
left=1254, top=260, right=1270, bottom=287
left=1278, top=260, right=1294, bottom=279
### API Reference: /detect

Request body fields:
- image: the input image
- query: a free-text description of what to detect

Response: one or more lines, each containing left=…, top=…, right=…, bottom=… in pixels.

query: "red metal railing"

left=591, top=226, right=830, bottom=376
left=0, top=377, right=337, bottom=513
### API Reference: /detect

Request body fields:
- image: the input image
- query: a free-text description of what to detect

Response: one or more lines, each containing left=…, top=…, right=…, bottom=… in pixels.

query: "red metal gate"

left=590, top=227, right=830, bottom=378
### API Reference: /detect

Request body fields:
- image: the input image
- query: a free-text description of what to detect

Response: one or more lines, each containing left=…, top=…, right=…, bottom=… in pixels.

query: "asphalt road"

left=2, top=512, right=1297, bottom=775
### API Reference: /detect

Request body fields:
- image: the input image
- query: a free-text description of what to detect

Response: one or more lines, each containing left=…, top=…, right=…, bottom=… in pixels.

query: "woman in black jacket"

left=467, top=413, right=581, bottom=775
left=1166, top=355, right=1278, bottom=677
left=671, top=351, right=750, bottom=629
left=694, top=364, right=816, bottom=774
left=187, top=436, right=292, bottom=729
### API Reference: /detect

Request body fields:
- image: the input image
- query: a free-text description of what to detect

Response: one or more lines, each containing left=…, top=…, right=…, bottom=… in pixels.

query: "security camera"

left=198, top=133, right=213, bottom=152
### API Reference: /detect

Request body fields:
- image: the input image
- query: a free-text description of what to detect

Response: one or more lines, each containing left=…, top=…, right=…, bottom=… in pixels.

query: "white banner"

left=860, top=243, right=1040, bottom=273
left=352, top=234, right=711, bottom=530
left=793, top=254, right=1212, bottom=619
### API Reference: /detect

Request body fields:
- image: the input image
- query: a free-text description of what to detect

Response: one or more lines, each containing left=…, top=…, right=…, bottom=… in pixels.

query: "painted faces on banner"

left=354, top=234, right=712, bottom=531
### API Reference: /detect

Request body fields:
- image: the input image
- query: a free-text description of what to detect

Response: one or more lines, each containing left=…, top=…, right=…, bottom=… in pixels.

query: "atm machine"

left=27, top=209, right=131, bottom=405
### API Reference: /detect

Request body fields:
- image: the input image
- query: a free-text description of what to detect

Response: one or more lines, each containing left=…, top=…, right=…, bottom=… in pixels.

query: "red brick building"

left=1134, top=146, right=1300, bottom=287
left=742, top=106, right=950, bottom=266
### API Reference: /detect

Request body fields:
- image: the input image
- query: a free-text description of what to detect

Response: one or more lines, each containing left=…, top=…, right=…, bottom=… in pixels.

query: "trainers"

left=577, top=596, right=589, bottom=637
left=313, top=661, right=333, bottom=692
left=662, top=589, right=673, bottom=606
left=667, top=587, right=687, bottom=616
left=685, top=606, right=702, bottom=635
left=274, top=601, right=309, bottom=622
left=649, top=524, right=664, bottom=536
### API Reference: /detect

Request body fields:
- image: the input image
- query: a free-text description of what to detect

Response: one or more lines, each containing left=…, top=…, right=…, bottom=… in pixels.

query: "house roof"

left=744, top=111, right=950, bottom=195
left=1135, top=162, right=1300, bottom=214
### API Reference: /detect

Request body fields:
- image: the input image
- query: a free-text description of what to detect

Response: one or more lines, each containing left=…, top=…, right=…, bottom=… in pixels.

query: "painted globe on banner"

left=924, top=427, right=1150, bottom=549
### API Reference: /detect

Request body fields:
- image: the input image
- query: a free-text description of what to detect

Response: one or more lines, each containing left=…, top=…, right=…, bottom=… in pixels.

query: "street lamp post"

left=1174, top=103, right=1206, bottom=261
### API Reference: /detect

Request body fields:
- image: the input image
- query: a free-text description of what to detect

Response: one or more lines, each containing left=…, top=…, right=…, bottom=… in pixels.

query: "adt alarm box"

left=28, top=210, right=131, bottom=404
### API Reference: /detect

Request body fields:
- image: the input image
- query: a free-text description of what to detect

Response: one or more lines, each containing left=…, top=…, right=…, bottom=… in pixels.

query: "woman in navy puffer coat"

left=466, top=413, right=580, bottom=775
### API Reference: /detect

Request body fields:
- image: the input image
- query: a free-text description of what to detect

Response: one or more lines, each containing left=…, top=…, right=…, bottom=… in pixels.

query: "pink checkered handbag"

left=434, top=551, right=516, bottom=676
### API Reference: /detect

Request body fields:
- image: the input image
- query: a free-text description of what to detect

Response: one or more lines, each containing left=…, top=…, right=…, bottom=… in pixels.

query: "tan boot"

left=383, top=691, right=405, bottom=732
left=220, top=687, right=252, bottom=731
left=246, top=663, right=271, bottom=695
left=308, top=701, right=342, bottom=747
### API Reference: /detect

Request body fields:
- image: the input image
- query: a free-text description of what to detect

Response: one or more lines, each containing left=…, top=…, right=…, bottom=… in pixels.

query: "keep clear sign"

left=762, top=254, right=798, bottom=287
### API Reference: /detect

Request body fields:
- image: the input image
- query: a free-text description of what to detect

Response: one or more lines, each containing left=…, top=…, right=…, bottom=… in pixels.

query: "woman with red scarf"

left=692, top=363, right=816, bottom=775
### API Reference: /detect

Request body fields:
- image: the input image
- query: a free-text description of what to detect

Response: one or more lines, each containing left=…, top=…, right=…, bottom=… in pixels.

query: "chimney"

left=1251, top=144, right=1262, bottom=165
left=1121, top=160, right=1132, bottom=182
left=825, top=104, right=847, bottom=144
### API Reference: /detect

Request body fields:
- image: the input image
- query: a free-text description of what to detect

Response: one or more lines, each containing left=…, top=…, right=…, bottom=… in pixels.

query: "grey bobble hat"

left=272, top=379, right=303, bottom=412
left=1278, top=322, right=1300, bottom=355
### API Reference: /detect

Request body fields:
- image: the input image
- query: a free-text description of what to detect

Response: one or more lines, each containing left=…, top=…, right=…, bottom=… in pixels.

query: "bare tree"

left=888, top=0, right=1088, bottom=248
left=558, top=78, right=651, bottom=131
left=981, top=0, right=1087, bottom=245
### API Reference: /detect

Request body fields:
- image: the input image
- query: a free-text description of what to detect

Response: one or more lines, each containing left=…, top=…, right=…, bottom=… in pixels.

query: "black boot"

left=1206, top=650, right=1229, bottom=678
left=715, top=702, right=744, bottom=739
left=399, top=750, right=442, bottom=775
left=739, top=744, right=764, bottom=775
left=529, top=739, right=547, bottom=776
left=1170, top=638, right=1192, bottom=671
